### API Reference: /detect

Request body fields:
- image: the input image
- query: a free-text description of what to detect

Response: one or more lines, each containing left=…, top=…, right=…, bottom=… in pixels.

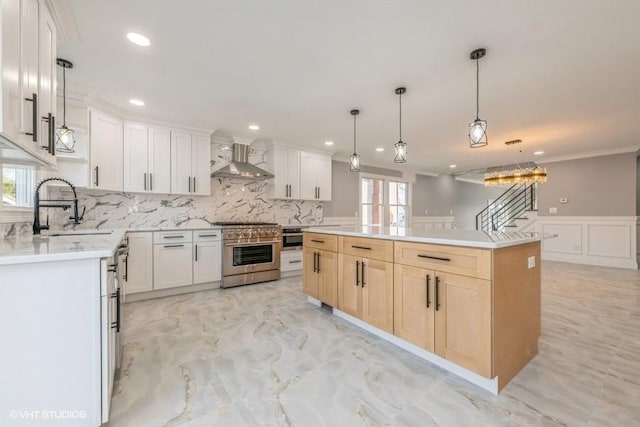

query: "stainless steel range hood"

left=211, top=143, right=274, bottom=180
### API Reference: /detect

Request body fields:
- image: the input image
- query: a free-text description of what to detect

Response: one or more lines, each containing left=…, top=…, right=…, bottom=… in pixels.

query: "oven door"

left=223, top=241, right=280, bottom=276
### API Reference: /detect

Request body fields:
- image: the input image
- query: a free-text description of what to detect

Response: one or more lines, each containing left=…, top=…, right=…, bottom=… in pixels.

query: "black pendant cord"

left=62, top=66, right=67, bottom=126
left=398, top=92, right=402, bottom=141
left=475, top=57, right=480, bottom=121
left=353, top=113, right=357, bottom=155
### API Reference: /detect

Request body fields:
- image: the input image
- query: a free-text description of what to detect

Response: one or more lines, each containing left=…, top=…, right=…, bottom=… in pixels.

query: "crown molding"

left=45, top=0, right=81, bottom=42
left=539, top=145, right=640, bottom=164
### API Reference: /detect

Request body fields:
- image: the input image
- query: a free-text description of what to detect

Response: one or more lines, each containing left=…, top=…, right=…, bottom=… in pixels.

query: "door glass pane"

left=397, top=182, right=408, bottom=206
left=362, top=178, right=383, bottom=204
left=397, top=206, right=408, bottom=226
left=389, top=182, right=398, bottom=205
left=233, top=244, right=273, bottom=266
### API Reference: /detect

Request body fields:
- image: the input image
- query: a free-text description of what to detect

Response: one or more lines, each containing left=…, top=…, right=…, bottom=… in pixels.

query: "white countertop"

left=303, top=226, right=553, bottom=249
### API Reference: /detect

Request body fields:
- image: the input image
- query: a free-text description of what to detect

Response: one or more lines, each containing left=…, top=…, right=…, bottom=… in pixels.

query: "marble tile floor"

left=108, top=261, right=640, bottom=427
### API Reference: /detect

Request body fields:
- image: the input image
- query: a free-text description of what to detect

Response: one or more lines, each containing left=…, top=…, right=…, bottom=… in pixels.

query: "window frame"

left=0, top=162, right=37, bottom=223
left=358, top=172, right=412, bottom=227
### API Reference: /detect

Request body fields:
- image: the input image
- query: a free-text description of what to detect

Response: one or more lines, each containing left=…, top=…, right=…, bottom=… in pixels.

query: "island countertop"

left=303, top=225, right=551, bottom=249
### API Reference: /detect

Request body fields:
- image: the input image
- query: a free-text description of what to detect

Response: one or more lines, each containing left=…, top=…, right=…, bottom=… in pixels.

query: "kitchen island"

left=302, top=226, right=546, bottom=394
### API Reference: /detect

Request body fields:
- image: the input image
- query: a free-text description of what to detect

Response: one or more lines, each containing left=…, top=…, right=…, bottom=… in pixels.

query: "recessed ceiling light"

left=248, top=124, right=260, bottom=131
left=126, top=32, right=151, bottom=47
left=129, top=98, right=145, bottom=106
left=375, top=147, right=385, bottom=152
left=449, top=164, right=457, bottom=168
left=534, top=151, right=544, bottom=156
left=324, top=141, right=334, bottom=146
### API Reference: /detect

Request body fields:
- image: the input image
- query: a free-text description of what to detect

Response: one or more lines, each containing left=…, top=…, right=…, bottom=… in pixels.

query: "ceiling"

left=58, top=0, right=640, bottom=175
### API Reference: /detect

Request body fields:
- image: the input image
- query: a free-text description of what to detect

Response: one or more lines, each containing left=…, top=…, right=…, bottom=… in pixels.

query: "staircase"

left=475, top=184, right=538, bottom=232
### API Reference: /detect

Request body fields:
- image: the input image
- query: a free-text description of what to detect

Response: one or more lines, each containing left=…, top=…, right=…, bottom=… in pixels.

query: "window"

left=360, top=175, right=410, bottom=227
left=2, top=164, right=35, bottom=208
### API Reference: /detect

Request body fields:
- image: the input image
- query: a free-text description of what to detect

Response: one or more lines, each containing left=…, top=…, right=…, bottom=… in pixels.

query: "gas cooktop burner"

left=214, top=221, right=278, bottom=226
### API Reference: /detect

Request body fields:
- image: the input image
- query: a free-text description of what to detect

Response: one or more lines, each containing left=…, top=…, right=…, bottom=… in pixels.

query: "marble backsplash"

left=0, top=222, right=31, bottom=239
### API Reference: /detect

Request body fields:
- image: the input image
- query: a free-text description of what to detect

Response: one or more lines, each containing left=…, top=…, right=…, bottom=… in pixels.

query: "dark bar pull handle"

left=198, top=234, right=218, bottom=238
left=311, top=239, right=325, bottom=243
left=361, top=261, right=366, bottom=287
left=193, top=176, right=196, bottom=193
left=163, top=244, right=185, bottom=248
left=289, top=260, right=302, bottom=264
left=25, top=93, right=37, bottom=141
left=94, top=166, right=99, bottom=187
left=355, top=260, right=360, bottom=286
left=417, top=254, right=451, bottom=262
left=110, top=288, right=121, bottom=332
left=41, top=113, right=53, bottom=152
left=316, top=252, right=321, bottom=273
left=124, top=256, right=128, bottom=281
left=50, top=114, right=55, bottom=155
left=195, top=244, right=198, bottom=261
left=435, top=276, right=441, bottom=311
left=188, top=177, right=191, bottom=193
left=312, top=251, right=317, bottom=272
left=144, top=173, right=147, bottom=190
left=426, top=274, right=431, bottom=308
left=352, top=245, right=372, bottom=250
left=163, top=235, right=184, bottom=239
left=149, top=173, right=153, bottom=191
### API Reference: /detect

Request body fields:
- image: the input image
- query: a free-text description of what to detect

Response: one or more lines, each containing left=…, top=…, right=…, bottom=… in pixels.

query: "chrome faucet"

left=33, top=177, right=85, bottom=235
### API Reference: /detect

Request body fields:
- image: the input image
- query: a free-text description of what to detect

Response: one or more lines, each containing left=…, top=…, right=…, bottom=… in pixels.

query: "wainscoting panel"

left=541, top=224, right=582, bottom=254
left=586, top=224, right=632, bottom=258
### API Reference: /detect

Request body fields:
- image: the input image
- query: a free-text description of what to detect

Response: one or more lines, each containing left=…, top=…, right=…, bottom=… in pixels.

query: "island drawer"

left=153, top=231, right=193, bottom=244
left=340, top=236, right=394, bottom=262
left=304, top=233, right=338, bottom=251
left=394, top=241, right=491, bottom=280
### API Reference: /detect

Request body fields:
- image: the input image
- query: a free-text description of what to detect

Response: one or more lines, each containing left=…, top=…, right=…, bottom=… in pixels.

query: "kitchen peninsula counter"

left=302, top=227, right=545, bottom=394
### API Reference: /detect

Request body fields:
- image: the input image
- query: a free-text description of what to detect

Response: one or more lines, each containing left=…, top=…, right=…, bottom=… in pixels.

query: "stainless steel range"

left=216, top=222, right=282, bottom=288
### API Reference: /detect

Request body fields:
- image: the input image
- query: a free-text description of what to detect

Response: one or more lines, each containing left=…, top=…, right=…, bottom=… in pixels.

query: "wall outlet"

left=549, top=207, right=558, bottom=214
left=527, top=256, right=536, bottom=269
left=424, top=209, right=428, bottom=215
left=559, top=197, right=568, bottom=204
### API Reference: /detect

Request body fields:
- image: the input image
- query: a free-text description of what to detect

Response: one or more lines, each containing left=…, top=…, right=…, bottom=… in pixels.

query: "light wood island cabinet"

left=303, top=233, right=338, bottom=306
left=302, top=229, right=542, bottom=394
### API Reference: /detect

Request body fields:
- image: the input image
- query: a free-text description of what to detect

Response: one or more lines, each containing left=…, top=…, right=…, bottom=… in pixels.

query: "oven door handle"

left=224, top=241, right=279, bottom=247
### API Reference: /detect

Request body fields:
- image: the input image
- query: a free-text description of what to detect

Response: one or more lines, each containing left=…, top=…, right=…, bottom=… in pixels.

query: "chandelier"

left=484, top=140, right=548, bottom=186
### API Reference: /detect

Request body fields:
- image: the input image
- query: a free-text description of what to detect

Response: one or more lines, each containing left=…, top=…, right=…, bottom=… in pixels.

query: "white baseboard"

left=332, top=309, right=499, bottom=395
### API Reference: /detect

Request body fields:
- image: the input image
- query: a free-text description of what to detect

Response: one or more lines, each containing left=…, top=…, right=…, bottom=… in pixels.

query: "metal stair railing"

left=476, top=183, right=537, bottom=232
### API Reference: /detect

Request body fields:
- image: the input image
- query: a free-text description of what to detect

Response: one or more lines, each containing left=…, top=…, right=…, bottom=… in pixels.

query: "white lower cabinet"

left=281, top=250, right=303, bottom=272
left=125, top=232, right=153, bottom=294
left=194, top=230, right=222, bottom=284
left=153, top=242, right=194, bottom=290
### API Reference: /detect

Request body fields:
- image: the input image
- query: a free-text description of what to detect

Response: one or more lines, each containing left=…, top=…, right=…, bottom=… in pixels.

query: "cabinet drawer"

left=340, top=236, right=394, bottom=262
left=394, top=241, right=491, bottom=280
left=193, top=229, right=222, bottom=242
left=281, top=250, right=303, bottom=272
left=153, top=230, right=193, bottom=244
left=304, top=233, right=338, bottom=251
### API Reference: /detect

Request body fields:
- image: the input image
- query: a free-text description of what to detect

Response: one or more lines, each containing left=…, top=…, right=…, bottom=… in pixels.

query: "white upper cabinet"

left=300, top=151, right=332, bottom=201
left=0, top=0, right=23, bottom=144
left=267, top=145, right=300, bottom=199
left=171, top=131, right=211, bottom=196
left=124, top=123, right=171, bottom=194
left=89, top=109, right=123, bottom=191
left=20, top=0, right=39, bottom=148
left=38, top=2, right=57, bottom=159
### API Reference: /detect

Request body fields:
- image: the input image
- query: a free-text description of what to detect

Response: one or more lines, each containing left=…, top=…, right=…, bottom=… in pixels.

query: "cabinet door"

left=148, top=127, right=171, bottom=194
left=338, top=254, right=361, bottom=317
left=287, top=149, right=301, bottom=199
left=153, top=243, right=193, bottom=289
left=362, top=259, right=394, bottom=333
left=38, top=3, right=57, bottom=158
left=125, top=233, right=153, bottom=294
left=1, top=0, right=22, bottom=140
left=89, top=110, right=123, bottom=191
left=302, top=247, right=318, bottom=298
left=19, top=0, right=40, bottom=147
left=435, top=272, right=492, bottom=378
left=315, top=154, right=332, bottom=201
left=270, top=147, right=288, bottom=198
left=299, top=151, right=317, bottom=200
left=318, top=249, right=338, bottom=307
left=123, top=123, right=148, bottom=193
left=394, top=264, right=435, bottom=351
left=191, top=134, right=211, bottom=195
left=170, top=131, right=192, bottom=195
left=193, top=241, right=221, bottom=284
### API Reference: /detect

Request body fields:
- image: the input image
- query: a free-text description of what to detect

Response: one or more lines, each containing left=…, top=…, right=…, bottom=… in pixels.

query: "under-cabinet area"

left=302, top=230, right=542, bottom=393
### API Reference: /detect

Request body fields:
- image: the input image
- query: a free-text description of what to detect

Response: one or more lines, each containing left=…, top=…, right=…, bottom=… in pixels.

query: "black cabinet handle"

left=426, top=274, right=431, bottom=308
left=435, top=276, right=441, bottom=311
left=418, top=254, right=451, bottom=262
left=150, top=173, right=153, bottom=191
left=361, top=261, right=366, bottom=288
left=144, top=173, right=147, bottom=190
left=193, top=176, right=197, bottom=193
left=311, top=239, right=325, bottom=243
left=316, top=252, right=321, bottom=273
left=163, top=235, right=184, bottom=239
left=289, top=260, right=302, bottom=264
left=110, top=288, right=121, bottom=332
left=195, top=244, right=198, bottom=261
left=41, top=113, right=53, bottom=153
left=94, top=166, right=99, bottom=187
left=356, top=260, right=360, bottom=286
left=188, top=177, right=191, bottom=193
left=312, top=251, right=317, bottom=272
left=163, top=244, right=184, bottom=248
left=352, top=245, right=371, bottom=250
left=24, top=93, right=37, bottom=142
left=50, top=114, right=55, bottom=155
left=198, top=234, right=218, bottom=238
left=124, top=256, right=128, bottom=281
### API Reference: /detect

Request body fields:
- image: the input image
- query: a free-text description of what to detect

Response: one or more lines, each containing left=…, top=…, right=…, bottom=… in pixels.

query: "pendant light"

left=393, top=87, right=407, bottom=163
left=469, top=48, right=488, bottom=148
left=55, top=58, right=76, bottom=153
left=349, top=109, right=360, bottom=172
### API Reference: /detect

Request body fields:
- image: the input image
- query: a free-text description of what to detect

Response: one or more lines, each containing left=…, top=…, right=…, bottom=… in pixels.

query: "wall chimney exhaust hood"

left=211, top=143, right=274, bottom=180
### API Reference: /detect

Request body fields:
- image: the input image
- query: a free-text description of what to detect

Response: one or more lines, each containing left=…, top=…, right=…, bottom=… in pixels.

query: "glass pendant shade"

left=55, top=125, right=76, bottom=153
left=469, top=119, right=487, bottom=148
left=394, top=140, right=407, bottom=163
left=350, top=153, right=360, bottom=172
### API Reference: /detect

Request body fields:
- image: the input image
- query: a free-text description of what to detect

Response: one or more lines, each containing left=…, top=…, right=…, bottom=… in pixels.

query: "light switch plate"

left=527, top=256, right=536, bottom=269
left=549, top=207, right=558, bottom=214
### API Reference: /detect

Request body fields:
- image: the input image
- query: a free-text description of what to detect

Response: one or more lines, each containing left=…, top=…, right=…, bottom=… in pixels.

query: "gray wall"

left=537, top=152, right=637, bottom=216
left=637, top=156, right=640, bottom=215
